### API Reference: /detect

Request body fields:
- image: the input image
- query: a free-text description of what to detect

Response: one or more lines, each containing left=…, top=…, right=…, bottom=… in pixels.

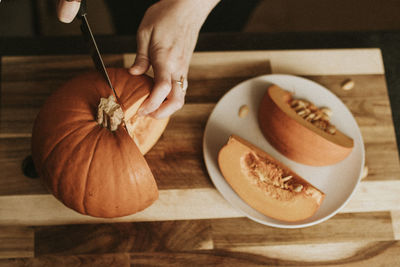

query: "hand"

left=57, top=0, right=81, bottom=23
left=129, top=0, right=219, bottom=119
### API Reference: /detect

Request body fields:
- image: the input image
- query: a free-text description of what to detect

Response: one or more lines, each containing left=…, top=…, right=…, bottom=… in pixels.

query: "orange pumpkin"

left=31, top=68, right=169, bottom=218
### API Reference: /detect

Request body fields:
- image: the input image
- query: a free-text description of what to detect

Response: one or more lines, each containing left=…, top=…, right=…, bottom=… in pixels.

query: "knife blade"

left=78, top=0, right=129, bottom=132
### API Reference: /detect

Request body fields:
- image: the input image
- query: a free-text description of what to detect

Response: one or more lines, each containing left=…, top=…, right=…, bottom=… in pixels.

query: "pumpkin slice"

left=218, top=135, right=325, bottom=222
left=32, top=68, right=168, bottom=218
left=258, top=85, right=354, bottom=166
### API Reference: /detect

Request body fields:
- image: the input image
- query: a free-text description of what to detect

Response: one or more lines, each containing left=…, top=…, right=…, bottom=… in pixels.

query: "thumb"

left=129, top=53, right=151, bottom=75
left=129, top=29, right=151, bottom=75
left=57, top=0, right=80, bottom=23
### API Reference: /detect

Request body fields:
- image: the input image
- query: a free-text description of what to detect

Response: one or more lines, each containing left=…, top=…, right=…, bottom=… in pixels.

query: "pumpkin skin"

left=31, top=68, right=168, bottom=218
left=258, top=85, right=354, bottom=166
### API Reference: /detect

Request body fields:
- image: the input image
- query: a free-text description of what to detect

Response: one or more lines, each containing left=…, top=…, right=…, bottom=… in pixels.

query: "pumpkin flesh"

left=218, top=135, right=325, bottom=222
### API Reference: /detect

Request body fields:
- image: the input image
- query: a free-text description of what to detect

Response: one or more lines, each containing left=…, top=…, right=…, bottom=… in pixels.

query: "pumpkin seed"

left=293, top=184, right=303, bottom=192
left=238, top=105, right=249, bottom=118
left=281, top=175, right=293, bottom=182
left=341, top=79, right=355, bottom=91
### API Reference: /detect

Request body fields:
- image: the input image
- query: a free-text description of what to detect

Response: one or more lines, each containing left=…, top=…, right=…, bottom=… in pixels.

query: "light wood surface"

left=0, top=49, right=399, bottom=265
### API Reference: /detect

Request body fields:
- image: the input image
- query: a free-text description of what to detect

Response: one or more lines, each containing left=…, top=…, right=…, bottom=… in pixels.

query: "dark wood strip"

left=0, top=138, right=47, bottom=195
left=0, top=253, right=130, bottom=267
left=35, top=220, right=211, bottom=256
left=128, top=241, right=400, bottom=266
left=1, top=55, right=124, bottom=82
left=0, top=55, right=123, bottom=135
left=0, top=226, right=34, bottom=259
left=1, top=241, right=399, bottom=266
left=145, top=104, right=214, bottom=189
left=212, top=212, right=394, bottom=248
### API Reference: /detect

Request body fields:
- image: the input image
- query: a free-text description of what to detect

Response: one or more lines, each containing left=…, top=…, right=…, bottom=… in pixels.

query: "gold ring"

left=175, top=76, right=188, bottom=93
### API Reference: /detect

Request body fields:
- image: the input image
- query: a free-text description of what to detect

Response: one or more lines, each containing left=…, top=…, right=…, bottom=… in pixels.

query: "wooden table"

left=1, top=48, right=400, bottom=266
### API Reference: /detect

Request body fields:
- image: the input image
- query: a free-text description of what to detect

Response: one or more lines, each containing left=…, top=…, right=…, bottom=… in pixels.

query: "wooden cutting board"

left=0, top=49, right=399, bottom=266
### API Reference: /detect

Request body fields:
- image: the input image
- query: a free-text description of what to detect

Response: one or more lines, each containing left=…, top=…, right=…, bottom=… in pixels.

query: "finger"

left=149, top=83, right=186, bottom=119
left=149, top=96, right=184, bottom=119
left=129, top=28, right=152, bottom=75
left=138, top=69, right=172, bottom=116
left=129, top=53, right=150, bottom=75
left=57, top=0, right=80, bottom=23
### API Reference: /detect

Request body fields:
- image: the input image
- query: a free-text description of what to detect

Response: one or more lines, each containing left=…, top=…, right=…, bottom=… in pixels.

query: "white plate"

left=203, top=74, right=365, bottom=228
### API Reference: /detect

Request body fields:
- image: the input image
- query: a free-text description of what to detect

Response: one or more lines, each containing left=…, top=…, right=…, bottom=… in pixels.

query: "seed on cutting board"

left=238, top=105, right=249, bottom=118
left=341, top=79, right=355, bottom=91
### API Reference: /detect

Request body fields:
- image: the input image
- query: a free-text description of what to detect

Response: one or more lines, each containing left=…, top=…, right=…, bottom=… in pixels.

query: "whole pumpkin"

left=32, top=68, right=169, bottom=218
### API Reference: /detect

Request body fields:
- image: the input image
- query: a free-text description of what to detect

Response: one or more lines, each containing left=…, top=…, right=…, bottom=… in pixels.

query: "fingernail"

left=129, top=67, right=139, bottom=75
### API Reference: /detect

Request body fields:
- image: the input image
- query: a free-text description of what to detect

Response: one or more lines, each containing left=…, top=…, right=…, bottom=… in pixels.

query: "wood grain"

left=0, top=138, right=47, bottom=195
left=212, top=212, right=394, bottom=248
left=0, top=50, right=399, bottom=264
left=0, top=253, right=130, bottom=267
left=0, top=97, right=398, bottom=196
left=125, top=49, right=385, bottom=76
left=1, top=243, right=399, bottom=267
left=1, top=182, right=400, bottom=226
left=0, top=189, right=242, bottom=226
left=341, top=181, right=400, bottom=213
left=35, top=220, right=212, bottom=256
left=129, top=241, right=400, bottom=266
left=391, top=210, right=400, bottom=240
left=0, top=226, right=33, bottom=259
left=0, top=55, right=123, bottom=136
left=228, top=241, right=377, bottom=262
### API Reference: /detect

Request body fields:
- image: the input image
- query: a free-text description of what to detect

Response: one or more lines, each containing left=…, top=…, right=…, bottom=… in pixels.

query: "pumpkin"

left=218, top=135, right=325, bottom=222
left=258, top=85, right=353, bottom=166
left=31, top=68, right=169, bottom=218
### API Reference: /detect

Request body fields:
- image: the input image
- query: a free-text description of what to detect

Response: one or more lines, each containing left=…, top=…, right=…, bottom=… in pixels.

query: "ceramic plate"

left=203, top=74, right=365, bottom=228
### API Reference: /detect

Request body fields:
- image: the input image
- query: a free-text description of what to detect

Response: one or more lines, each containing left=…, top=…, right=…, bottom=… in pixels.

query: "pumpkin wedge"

left=259, top=85, right=353, bottom=166
left=218, top=135, right=325, bottom=222
left=32, top=68, right=168, bottom=218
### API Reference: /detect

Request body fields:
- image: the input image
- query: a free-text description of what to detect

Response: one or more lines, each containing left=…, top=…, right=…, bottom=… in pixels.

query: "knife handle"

left=78, top=0, right=87, bottom=18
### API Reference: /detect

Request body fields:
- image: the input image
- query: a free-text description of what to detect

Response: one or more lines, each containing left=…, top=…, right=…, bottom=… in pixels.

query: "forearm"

left=160, top=0, right=221, bottom=29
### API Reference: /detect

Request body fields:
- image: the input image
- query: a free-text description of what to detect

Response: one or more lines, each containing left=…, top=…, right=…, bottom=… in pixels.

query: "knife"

left=77, top=0, right=128, bottom=132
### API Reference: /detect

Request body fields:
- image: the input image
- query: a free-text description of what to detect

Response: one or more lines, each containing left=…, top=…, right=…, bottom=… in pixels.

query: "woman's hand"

left=129, top=0, right=219, bottom=119
left=57, top=0, right=220, bottom=119
left=57, top=0, right=81, bottom=23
